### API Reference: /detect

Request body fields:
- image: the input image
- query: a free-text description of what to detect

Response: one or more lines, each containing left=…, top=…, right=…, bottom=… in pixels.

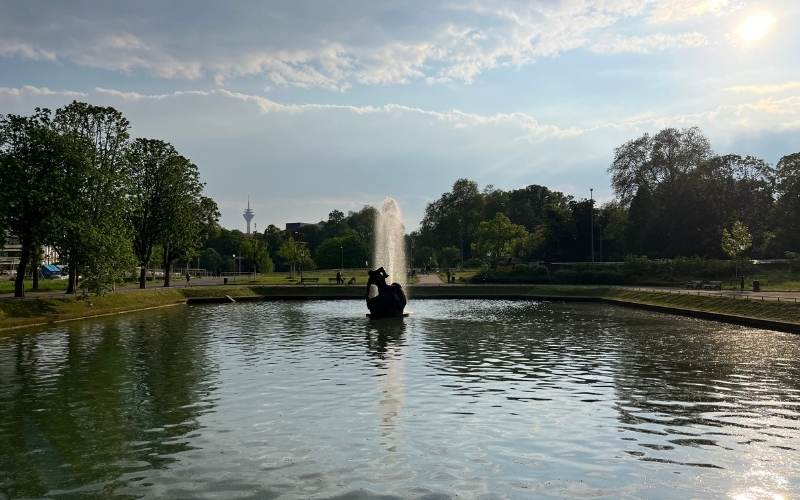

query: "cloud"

left=90, top=86, right=579, bottom=140
left=725, top=81, right=800, bottom=95
left=0, top=85, right=87, bottom=99
left=648, top=0, right=734, bottom=23
left=0, top=0, right=720, bottom=89
left=590, top=32, right=708, bottom=53
left=0, top=40, right=56, bottom=61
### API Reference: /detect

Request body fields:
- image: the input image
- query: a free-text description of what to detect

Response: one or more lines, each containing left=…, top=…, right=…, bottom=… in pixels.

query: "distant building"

left=243, top=196, right=255, bottom=234
left=285, top=222, right=324, bottom=232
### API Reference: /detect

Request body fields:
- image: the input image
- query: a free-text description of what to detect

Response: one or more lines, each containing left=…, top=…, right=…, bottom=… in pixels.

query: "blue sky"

left=1, top=0, right=799, bottom=231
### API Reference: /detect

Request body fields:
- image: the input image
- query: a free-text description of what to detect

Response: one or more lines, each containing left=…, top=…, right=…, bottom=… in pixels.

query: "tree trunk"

left=14, top=246, right=30, bottom=298
left=139, top=262, right=148, bottom=289
left=164, top=261, right=171, bottom=287
left=66, top=266, right=76, bottom=295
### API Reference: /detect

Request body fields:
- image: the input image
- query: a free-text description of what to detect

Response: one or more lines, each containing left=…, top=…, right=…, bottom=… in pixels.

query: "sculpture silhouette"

left=366, top=267, right=407, bottom=317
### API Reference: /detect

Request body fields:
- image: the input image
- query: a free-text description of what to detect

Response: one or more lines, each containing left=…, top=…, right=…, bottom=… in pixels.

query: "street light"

left=232, top=254, right=236, bottom=283
left=590, top=188, right=594, bottom=267
left=739, top=242, right=746, bottom=291
left=340, top=246, right=343, bottom=270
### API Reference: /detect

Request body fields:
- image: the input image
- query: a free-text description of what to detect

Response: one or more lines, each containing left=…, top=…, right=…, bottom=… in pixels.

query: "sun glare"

left=739, top=14, right=771, bottom=41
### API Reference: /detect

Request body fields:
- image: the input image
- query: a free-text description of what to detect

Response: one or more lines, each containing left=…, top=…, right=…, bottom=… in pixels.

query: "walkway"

left=413, top=274, right=445, bottom=285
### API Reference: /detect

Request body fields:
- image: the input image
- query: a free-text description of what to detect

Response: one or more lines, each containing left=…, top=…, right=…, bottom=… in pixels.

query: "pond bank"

left=2, top=284, right=800, bottom=334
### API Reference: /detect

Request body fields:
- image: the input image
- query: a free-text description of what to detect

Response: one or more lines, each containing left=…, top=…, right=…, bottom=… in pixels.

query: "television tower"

left=243, top=196, right=255, bottom=234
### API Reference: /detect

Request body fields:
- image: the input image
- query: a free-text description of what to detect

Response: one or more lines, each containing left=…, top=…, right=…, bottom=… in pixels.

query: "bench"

left=328, top=277, right=342, bottom=284
left=702, top=280, right=722, bottom=290
left=298, top=277, right=319, bottom=285
left=685, top=280, right=703, bottom=289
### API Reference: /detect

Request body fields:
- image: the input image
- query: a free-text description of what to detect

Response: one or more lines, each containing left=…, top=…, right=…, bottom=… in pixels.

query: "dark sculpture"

left=366, top=267, right=407, bottom=317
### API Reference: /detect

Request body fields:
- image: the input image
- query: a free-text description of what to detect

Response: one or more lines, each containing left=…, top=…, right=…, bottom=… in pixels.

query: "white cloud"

left=0, top=85, right=87, bottom=99
left=590, top=32, right=708, bottom=53
left=648, top=0, right=734, bottom=23
left=0, top=0, right=722, bottom=89
left=725, top=81, right=800, bottom=95
left=0, top=40, right=56, bottom=61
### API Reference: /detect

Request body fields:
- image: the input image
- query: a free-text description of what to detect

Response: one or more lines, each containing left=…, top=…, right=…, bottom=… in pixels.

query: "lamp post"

left=590, top=188, right=594, bottom=266
left=739, top=242, right=746, bottom=291
left=340, top=246, right=343, bottom=270
left=232, top=254, right=236, bottom=283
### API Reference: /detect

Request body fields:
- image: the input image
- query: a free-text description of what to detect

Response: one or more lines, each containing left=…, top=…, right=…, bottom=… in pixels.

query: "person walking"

left=186, top=272, right=193, bottom=287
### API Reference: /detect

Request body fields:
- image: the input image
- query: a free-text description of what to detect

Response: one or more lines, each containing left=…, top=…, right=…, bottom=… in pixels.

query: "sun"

left=739, top=14, right=772, bottom=41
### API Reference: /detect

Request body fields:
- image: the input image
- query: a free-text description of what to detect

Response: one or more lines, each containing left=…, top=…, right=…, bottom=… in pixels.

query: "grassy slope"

left=3, top=283, right=800, bottom=333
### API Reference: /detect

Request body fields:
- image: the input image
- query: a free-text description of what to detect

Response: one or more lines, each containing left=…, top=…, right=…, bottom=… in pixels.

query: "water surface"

left=1, top=300, right=798, bottom=499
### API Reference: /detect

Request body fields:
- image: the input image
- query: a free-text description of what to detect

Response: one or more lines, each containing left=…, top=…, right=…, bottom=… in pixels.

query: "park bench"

left=298, top=277, right=319, bottom=285
left=685, top=280, right=703, bottom=289
left=328, top=277, right=341, bottom=284
left=702, top=280, right=722, bottom=290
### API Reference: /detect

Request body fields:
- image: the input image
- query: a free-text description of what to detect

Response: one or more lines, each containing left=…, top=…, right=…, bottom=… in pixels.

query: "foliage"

left=314, top=235, right=370, bottom=269
left=438, top=246, right=461, bottom=269
left=277, top=237, right=304, bottom=277
left=721, top=221, right=752, bottom=260
left=472, top=213, right=528, bottom=263
left=0, top=109, right=80, bottom=297
left=52, top=101, right=136, bottom=295
left=241, top=236, right=274, bottom=274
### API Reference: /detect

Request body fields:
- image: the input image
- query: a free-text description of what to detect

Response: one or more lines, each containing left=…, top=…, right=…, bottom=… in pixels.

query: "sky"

left=1, top=0, right=799, bottom=232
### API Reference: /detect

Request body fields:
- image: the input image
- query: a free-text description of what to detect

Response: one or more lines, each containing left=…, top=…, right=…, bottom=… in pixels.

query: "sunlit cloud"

left=725, top=82, right=800, bottom=94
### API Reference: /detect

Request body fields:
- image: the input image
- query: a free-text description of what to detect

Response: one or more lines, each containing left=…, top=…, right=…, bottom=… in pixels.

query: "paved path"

left=413, top=274, right=444, bottom=285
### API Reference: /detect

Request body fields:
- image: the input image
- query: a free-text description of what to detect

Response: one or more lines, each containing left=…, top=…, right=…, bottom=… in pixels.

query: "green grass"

left=0, top=289, right=188, bottom=332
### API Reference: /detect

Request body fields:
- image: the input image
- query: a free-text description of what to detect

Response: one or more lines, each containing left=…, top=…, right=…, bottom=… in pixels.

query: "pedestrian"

left=336, top=271, right=342, bottom=284
left=446, top=269, right=451, bottom=283
left=186, top=272, right=192, bottom=287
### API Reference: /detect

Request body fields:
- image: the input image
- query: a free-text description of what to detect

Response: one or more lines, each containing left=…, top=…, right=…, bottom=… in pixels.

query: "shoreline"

left=2, top=285, right=800, bottom=334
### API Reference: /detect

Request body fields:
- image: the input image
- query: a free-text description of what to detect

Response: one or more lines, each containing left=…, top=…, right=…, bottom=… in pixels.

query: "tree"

left=127, top=139, right=180, bottom=288
left=0, top=110, right=76, bottom=297
left=607, top=127, right=714, bottom=257
left=314, top=235, right=370, bottom=270
left=277, top=237, right=303, bottom=278
left=162, top=195, right=219, bottom=287
left=328, top=209, right=345, bottom=225
left=721, top=220, right=752, bottom=278
left=346, top=205, right=377, bottom=246
left=52, top=102, right=135, bottom=295
left=241, top=236, right=274, bottom=274
left=471, top=213, right=528, bottom=264
left=419, top=179, right=484, bottom=258
left=608, top=127, right=713, bottom=206
left=438, top=246, right=461, bottom=269
left=775, top=152, right=800, bottom=251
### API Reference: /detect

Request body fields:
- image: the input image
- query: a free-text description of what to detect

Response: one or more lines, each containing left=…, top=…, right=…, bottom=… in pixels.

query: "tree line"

left=412, top=127, right=800, bottom=268
left=0, top=102, right=218, bottom=297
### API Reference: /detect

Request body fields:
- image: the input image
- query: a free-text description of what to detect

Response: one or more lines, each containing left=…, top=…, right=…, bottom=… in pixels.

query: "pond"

left=1, top=300, right=799, bottom=499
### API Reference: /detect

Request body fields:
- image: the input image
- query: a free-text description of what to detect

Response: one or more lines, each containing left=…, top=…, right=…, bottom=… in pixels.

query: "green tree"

left=52, top=101, right=135, bottom=295
left=721, top=220, right=752, bottom=277
left=0, top=110, right=77, bottom=297
left=162, top=195, right=219, bottom=287
left=314, top=235, right=371, bottom=270
left=472, top=213, right=528, bottom=264
left=775, top=152, right=800, bottom=251
left=438, top=246, right=461, bottom=269
left=419, top=179, right=484, bottom=259
left=277, top=237, right=303, bottom=278
left=346, top=205, right=377, bottom=246
left=241, top=236, right=274, bottom=274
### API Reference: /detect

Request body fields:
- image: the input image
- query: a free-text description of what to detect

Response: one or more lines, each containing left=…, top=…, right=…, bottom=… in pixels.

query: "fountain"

left=366, top=198, right=408, bottom=317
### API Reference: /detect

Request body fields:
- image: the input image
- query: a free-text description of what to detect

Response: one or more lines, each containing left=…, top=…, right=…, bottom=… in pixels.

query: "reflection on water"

left=0, top=300, right=798, bottom=499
